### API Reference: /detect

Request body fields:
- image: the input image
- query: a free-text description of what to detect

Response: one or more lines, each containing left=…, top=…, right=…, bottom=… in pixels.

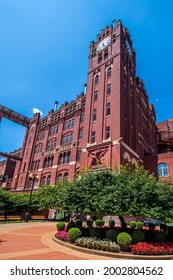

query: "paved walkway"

left=0, top=222, right=119, bottom=260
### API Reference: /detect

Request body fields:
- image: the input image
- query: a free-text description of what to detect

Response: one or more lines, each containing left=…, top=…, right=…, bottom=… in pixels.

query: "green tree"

left=57, top=165, right=173, bottom=227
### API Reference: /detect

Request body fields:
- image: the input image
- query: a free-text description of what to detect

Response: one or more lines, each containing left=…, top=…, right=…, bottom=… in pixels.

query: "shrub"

left=75, top=237, right=120, bottom=253
left=74, top=219, right=82, bottom=227
left=131, top=242, right=173, bottom=255
left=155, top=231, right=166, bottom=242
left=67, top=221, right=76, bottom=232
left=148, top=223, right=156, bottom=230
left=95, top=219, right=105, bottom=227
left=129, top=221, right=136, bottom=229
left=89, top=227, right=102, bottom=239
left=108, top=219, right=115, bottom=228
left=106, top=229, right=118, bottom=242
left=136, top=222, right=143, bottom=229
left=56, top=222, right=65, bottom=231
left=68, top=228, right=82, bottom=243
left=55, top=230, right=69, bottom=242
left=160, top=224, right=167, bottom=233
left=132, top=230, right=145, bottom=244
left=87, top=219, right=93, bottom=227
left=117, top=232, right=132, bottom=251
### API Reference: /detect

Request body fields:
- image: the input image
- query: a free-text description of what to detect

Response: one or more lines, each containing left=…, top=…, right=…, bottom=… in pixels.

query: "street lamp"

left=27, top=173, right=39, bottom=215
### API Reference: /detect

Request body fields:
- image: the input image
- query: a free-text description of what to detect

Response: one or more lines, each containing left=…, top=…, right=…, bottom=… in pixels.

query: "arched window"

left=43, top=158, right=47, bottom=168
left=70, top=133, right=73, bottom=143
left=67, top=151, right=71, bottom=163
left=57, top=173, right=62, bottom=183
left=64, top=172, right=69, bottom=181
left=47, top=175, right=51, bottom=185
left=42, top=176, right=46, bottom=185
left=63, top=153, right=67, bottom=164
left=157, top=163, right=169, bottom=177
left=107, top=67, right=112, bottom=78
left=59, top=154, right=63, bottom=165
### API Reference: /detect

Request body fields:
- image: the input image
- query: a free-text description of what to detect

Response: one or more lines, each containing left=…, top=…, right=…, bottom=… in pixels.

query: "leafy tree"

left=57, top=165, right=173, bottom=227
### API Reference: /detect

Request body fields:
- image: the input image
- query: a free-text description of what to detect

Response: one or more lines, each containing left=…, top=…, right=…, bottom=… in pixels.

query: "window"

left=98, top=54, right=102, bottom=63
left=105, top=126, right=110, bottom=139
left=106, top=102, right=111, bottom=116
left=157, top=163, right=169, bottom=177
left=59, top=154, right=63, bottom=165
left=77, top=150, right=82, bottom=162
left=67, top=120, right=71, bottom=129
left=64, top=172, right=69, bottom=180
left=107, top=67, right=112, bottom=78
left=81, top=114, right=84, bottom=123
left=107, top=83, right=111, bottom=95
left=65, top=134, right=69, bottom=144
left=67, top=151, right=71, bottom=163
left=62, top=135, right=65, bottom=145
left=112, top=33, right=116, bottom=44
left=91, top=131, right=95, bottom=143
left=63, top=153, right=67, bottom=164
left=42, top=176, right=46, bottom=185
left=70, top=133, right=73, bottom=143
left=92, top=108, right=97, bottom=122
left=57, top=173, right=62, bottom=183
left=95, top=75, right=99, bottom=85
left=72, top=119, right=75, bottom=127
left=79, top=129, right=83, bottom=140
left=104, top=49, right=108, bottom=59
left=93, top=48, right=96, bottom=57
left=94, top=90, right=98, bottom=102
left=47, top=175, right=51, bottom=185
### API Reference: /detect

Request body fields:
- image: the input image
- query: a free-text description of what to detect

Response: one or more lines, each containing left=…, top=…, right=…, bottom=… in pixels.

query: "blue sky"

left=0, top=0, right=173, bottom=155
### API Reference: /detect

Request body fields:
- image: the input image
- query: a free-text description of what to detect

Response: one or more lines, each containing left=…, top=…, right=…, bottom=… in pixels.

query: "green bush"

left=87, top=219, right=93, bottom=227
left=155, top=231, right=166, bottom=242
left=132, top=230, right=145, bottom=244
left=67, top=221, right=76, bottom=232
left=106, top=229, right=118, bottom=242
left=117, top=232, right=132, bottom=251
left=95, top=219, right=105, bottom=227
left=148, top=223, right=156, bottom=230
left=56, top=222, right=65, bottom=231
left=136, top=222, right=143, bottom=229
left=129, top=221, right=136, bottom=229
left=108, top=219, right=115, bottom=228
left=68, top=228, right=82, bottom=243
left=75, top=237, right=120, bottom=252
left=89, top=227, right=102, bottom=239
left=74, top=219, right=82, bottom=227
left=160, top=224, right=167, bottom=233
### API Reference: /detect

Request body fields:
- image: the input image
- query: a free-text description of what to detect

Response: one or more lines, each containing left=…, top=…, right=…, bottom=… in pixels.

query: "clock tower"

left=80, top=20, right=157, bottom=170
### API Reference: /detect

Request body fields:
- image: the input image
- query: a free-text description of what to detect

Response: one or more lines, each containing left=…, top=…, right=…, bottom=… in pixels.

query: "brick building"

left=2, top=20, right=159, bottom=192
left=0, top=149, right=21, bottom=189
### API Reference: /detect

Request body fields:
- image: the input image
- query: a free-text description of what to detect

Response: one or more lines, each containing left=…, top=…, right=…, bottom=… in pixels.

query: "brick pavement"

left=0, top=222, right=118, bottom=260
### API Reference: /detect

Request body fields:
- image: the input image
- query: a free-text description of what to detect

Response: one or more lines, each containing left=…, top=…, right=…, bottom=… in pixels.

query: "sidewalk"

left=0, top=222, right=118, bottom=260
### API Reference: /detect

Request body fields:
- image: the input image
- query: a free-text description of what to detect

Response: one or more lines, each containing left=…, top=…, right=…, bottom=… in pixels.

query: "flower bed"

left=131, top=242, right=173, bottom=255
left=55, top=230, right=69, bottom=242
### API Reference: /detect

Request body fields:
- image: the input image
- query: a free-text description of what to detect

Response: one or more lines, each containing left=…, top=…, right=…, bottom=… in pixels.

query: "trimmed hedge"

left=106, top=229, right=118, bottom=242
left=117, top=232, right=132, bottom=251
left=56, top=222, right=65, bottom=231
left=68, top=228, right=82, bottom=243
left=132, top=230, right=145, bottom=244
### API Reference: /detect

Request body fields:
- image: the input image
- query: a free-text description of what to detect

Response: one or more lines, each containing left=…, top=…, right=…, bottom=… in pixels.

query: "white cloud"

left=32, top=108, right=43, bottom=116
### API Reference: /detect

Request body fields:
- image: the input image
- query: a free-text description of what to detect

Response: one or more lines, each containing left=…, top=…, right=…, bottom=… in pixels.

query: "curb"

left=52, top=235, right=173, bottom=260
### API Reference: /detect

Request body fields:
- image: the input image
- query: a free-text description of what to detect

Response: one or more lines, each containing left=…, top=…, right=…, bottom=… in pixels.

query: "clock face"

left=125, top=40, right=132, bottom=56
left=97, top=36, right=111, bottom=52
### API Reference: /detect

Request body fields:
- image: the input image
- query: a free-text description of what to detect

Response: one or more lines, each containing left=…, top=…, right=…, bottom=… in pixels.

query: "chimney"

left=54, top=101, right=58, bottom=111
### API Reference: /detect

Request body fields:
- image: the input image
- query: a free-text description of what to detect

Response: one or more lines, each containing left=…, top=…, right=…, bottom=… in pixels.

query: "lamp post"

left=27, top=173, right=39, bottom=217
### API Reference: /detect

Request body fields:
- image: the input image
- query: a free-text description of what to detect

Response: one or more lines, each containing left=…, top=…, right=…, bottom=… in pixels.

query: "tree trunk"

left=118, top=216, right=127, bottom=229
